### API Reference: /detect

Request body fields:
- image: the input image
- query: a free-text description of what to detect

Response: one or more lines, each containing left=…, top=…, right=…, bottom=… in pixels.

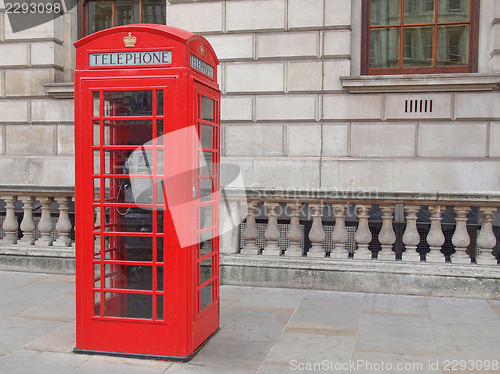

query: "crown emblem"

left=200, top=44, right=205, bottom=57
left=123, top=32, right=137, bottom=48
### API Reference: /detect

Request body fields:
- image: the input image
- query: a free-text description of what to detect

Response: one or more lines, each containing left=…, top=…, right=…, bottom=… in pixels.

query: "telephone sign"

left=74, top=24, right=220, bottom=361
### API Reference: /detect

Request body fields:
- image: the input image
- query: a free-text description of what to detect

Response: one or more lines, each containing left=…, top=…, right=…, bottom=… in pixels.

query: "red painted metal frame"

left=74, top=24, right=220, bottom=360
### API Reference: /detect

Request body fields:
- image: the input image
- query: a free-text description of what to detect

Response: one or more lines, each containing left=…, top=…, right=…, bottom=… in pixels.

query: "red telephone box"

left=73, top=24, right=220, bottom=361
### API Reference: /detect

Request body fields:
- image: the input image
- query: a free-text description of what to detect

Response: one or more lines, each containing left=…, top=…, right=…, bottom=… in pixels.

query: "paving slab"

left=72, top=354, right=171, bottom=374
left=355, top=313, right=436, bottom=356
left=287, top=290, right=364, bottom=333
left=188, top=335, right=274, bottom=372
left=351, top=351, right=442, bottom=374
left=0, top=348, right=89, bottom=374
left=235, top=287, right=306, bottom=309
left=264, top=331, right=356, bottom=366
left=362, top=293, right=427, bottom=316
left=0, top=316, right=65, bottom=355
left=0, top=270, right=500, bottom=373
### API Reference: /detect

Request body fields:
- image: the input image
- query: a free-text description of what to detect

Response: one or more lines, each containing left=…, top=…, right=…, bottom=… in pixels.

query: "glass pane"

left=94, top=178, right=100, bottom=202
left=88, top=1, right=112, bottom=34
left=200, top=204, right=212, bottom=231
left=156, top=91, right=164, bottom=116
left=200, top=282, right=213, bottom=312
left=93, top=150, right=101, bottom=174
left=437, top=25, right=469, bottom=66
left=93, top=121, right=100, bottom=146
left=157, top=120, right=164, bottom=144
left=103, top=149, right=130, bottom=175
left=142, top=0, right=166, bottom=24
left=157, top=295, right=164, bottom=320
left=370, top=0, right=400, bottom=25
left=103, top=264, right=153, bottom=290
left=201, top=96, right=214, bottom=121
left=94, top=292, right=101, bottom=316
left=114, top=0, right=140, bottom=27
left=200, top=256, right=213, bottom=285
left=103, top=91, right=153, bottom=117
left=103, top=177, right=130, bottom=203
left=439, top=0, right=469, bottom=22
left=200, top=178, right=213, bottom=203
left=199, top=235, right=212, bottom=258
left=404, top=0, right=434, bottom=24
left=104, top=292, right=153, bottom=319
left=200, top=124, right=214, bottom=149
left=157, top=150, right=164, bottom=175
left=403, top=27, right=434, bottom=67
left=93, top=91, right=100, bottom=117
left=94, top=234, right=101, bottom=257
left=103, top=120, right=153, bottom=146
left=157, top=237, right=164, bottom=262
left=369, top=28, right=400, bottom=68
left=200, top=151, right=213, bottom=175
left=102, top=235, right=156, bottom=261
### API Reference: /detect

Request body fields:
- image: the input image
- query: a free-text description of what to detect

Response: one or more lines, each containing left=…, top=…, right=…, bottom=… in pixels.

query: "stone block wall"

left=167, top=0, right=500, bottom=193
left=0, top=2, right=76, bottom=186
left=0, top=0, right=499, bottom=193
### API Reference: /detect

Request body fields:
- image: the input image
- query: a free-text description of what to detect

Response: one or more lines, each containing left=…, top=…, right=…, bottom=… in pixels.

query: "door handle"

left=192, top=185, right=196, bottom=199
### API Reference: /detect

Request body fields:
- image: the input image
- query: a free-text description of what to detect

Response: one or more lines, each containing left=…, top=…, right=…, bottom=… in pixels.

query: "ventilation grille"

left=405, top=99, right=432, bottom=113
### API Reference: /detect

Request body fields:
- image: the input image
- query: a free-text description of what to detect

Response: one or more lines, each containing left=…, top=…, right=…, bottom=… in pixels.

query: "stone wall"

left=0, top=0, right=76, bottom=186
left=0, top=0, right=499, bottom=193
left=167, top=0, right=500, bottom=193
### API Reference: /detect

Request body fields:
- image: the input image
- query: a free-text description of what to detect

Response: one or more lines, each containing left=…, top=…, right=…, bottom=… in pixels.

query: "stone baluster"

left=285, top=202, right=303, bottom=257
left=476, top=207, right=498, bottom=265
left=426, top=206, right=445, bottom=263
left=53, top=197, right=73, bottom=247
left=35, top=197, right=54, bottom=246
left=378, top=205, right=396, bottom=261
left=241, top=200, right=260, bottom=255
left=1, top=196, right=18, bottom=244
left=451, top=207, right=471, bottom=264
left=354, top=204, right=372, bottom=260
left=19, top=196, right=36, bottom=245
left=402, top=205, right=421, bottom=262
left=307, top=204, right=326, bottom=258
left=262, top=202, right=281, bottom=256
left=330, top=204, right=349, bottom=259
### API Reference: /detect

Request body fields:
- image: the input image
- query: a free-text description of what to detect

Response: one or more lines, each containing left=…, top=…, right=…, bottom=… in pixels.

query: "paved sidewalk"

left=0, top=270, right=499, bottom=373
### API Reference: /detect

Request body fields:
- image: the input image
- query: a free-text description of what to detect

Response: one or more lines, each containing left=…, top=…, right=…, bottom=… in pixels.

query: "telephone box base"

left=73, top=328, right=219, bottom=363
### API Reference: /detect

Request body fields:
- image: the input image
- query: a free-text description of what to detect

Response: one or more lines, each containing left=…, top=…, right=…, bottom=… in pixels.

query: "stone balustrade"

left=0, top=186, right=75, bottom=273
left=225, top=189, right=500, bottom=266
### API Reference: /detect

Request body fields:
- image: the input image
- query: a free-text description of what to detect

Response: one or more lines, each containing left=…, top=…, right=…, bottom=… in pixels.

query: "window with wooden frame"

left=361, top=0, right=479, bottom=75
left=79, top=0, right=166, bottom=38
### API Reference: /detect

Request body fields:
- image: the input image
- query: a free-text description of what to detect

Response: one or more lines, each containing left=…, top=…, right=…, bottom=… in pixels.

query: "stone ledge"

left=341, top=73, right=500, bottom=93
left=220, top=254, right=500, bottom=299
left=0, top=245, right=75, bottom=274
left=44, top=83, right=74, bottom=99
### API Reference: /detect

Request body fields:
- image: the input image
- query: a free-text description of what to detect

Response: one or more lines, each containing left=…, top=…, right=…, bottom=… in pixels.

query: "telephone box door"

left=192, top=82, right=220, bottom=348
left=77, top=76, right=192, bottom=356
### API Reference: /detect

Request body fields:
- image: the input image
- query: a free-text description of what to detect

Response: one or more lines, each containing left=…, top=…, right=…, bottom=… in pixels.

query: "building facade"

left=0, top=0, right=499, bottom=294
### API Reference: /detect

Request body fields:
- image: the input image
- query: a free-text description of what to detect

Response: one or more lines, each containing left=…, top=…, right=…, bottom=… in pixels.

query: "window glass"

left=114, top=0, right=140, bottom=27
left=84, top=0, right=166, bottom=36
left=437, top=25, right=469, bottom=65
left=403, top=27, right=434, bottom=67
left=370, top=28, right=400, bottom=68
left=364, top=0, right=476, bottom=74
left=370, top=0, right=400, bottom=25
left=88, top=1, right=112, bottom=35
